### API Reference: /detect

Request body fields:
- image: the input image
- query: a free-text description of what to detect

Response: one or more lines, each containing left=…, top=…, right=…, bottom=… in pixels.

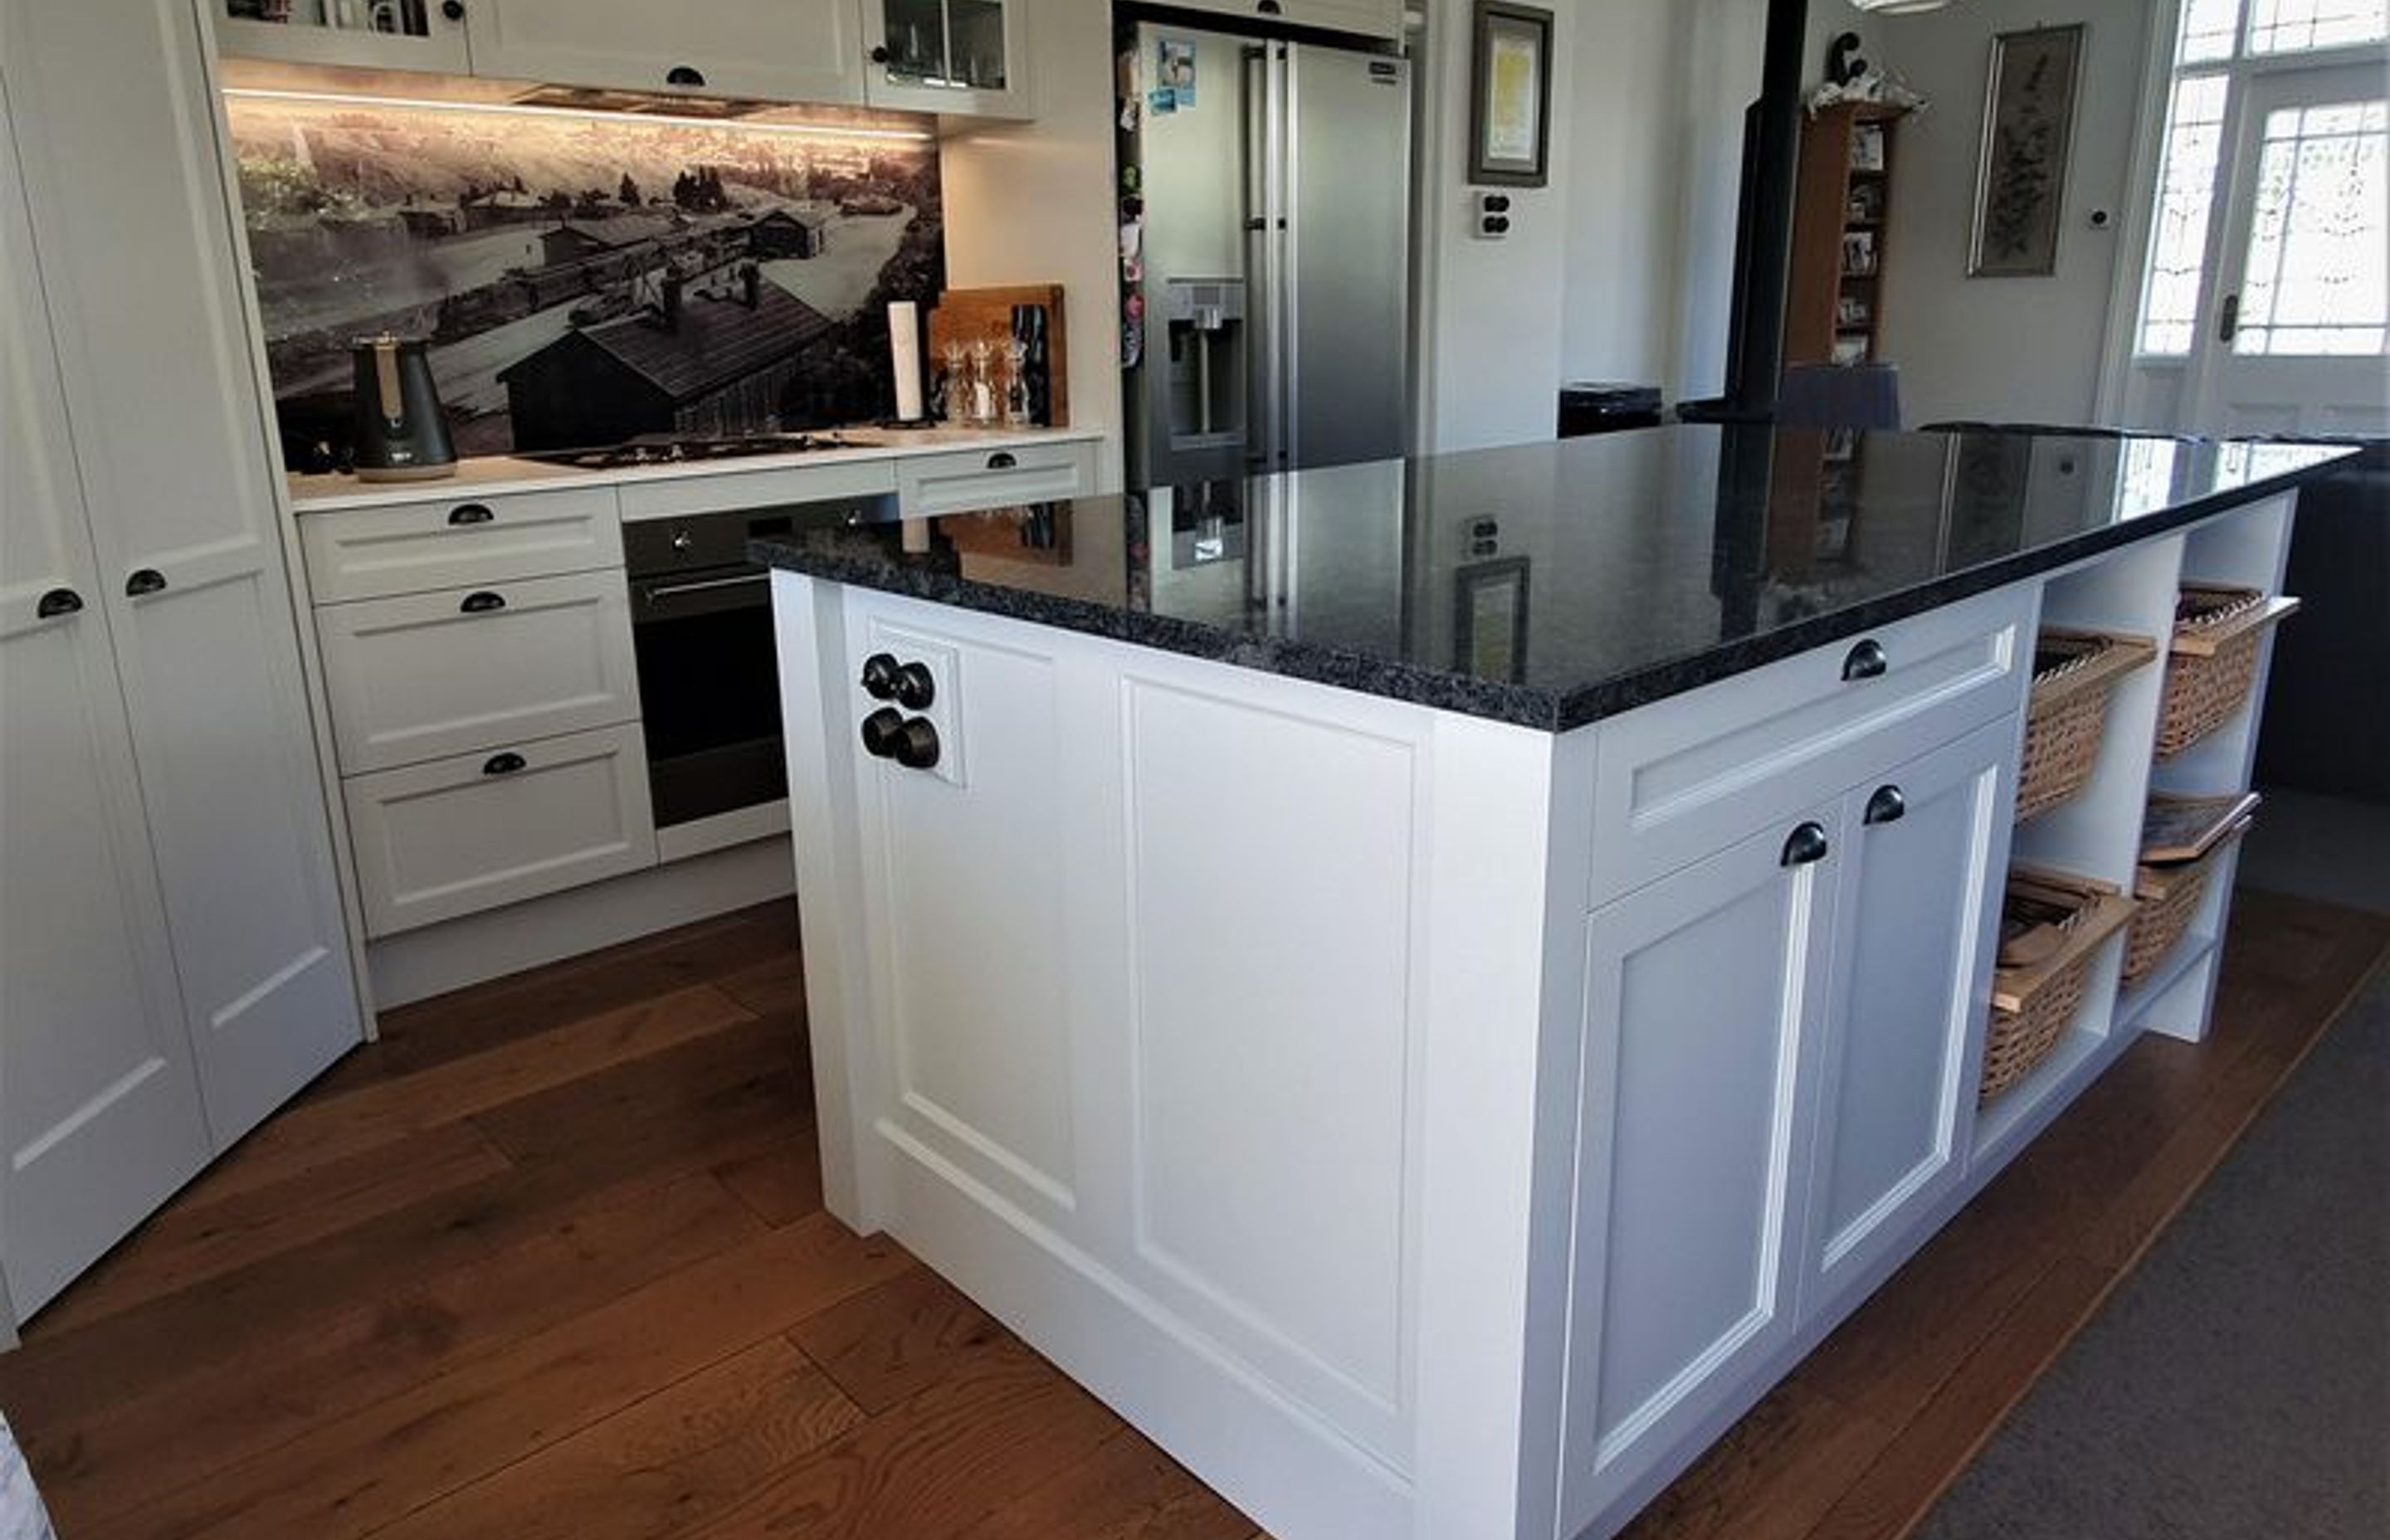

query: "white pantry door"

left=7, top=0, right=361, bottom=1149
left=2192, top=61, right=2390, bottom=435
left=0, top=71, right=214, bottom=1319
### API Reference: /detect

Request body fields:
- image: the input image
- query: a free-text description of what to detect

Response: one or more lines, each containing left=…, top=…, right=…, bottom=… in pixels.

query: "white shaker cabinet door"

left=838, top=592, right=1081, bottom=1234
left=1802, top=719, right=2014, bottom=1304
left=8, top=0, right=360, bottom=1149
left=466, top=0, right=866, bottom=105
left=1558, top=809, right=1839, bottom=1538
left=0, top=90, right=212, bottom=1319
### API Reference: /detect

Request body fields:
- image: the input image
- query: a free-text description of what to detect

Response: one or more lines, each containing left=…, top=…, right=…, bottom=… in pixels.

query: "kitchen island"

left=756, top=426, right=2349, bottom=1540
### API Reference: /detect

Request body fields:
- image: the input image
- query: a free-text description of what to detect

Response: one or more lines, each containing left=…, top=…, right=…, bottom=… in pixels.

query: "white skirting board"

left=365, top=835, right=795, bottom=1008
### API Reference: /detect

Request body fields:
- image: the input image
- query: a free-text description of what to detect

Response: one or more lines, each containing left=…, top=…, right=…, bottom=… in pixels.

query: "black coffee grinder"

left=350, top=334, right=456, bottom=481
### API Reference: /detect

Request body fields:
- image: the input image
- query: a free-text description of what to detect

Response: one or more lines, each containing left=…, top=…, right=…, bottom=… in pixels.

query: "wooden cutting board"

left=925, top=283, right=1069, bottom=427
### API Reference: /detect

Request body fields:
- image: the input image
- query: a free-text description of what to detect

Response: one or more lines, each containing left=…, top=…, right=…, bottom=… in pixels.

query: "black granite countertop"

left=753, top=425, right=2358, bottom=732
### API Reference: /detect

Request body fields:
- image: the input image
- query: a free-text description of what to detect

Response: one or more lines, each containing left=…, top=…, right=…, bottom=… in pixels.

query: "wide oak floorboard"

left=0, top=892, right=2377, bottom=1540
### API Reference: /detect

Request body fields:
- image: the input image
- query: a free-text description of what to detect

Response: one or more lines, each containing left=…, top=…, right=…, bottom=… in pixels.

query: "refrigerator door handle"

left=1242, top=44, right=1274, bottom=470
left=1257, top=46, right=1291, bottom=471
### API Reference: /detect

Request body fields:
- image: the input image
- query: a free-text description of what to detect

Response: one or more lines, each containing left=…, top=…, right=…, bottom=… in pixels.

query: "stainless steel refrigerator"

left=1120, top=19, right=1412, bottom=490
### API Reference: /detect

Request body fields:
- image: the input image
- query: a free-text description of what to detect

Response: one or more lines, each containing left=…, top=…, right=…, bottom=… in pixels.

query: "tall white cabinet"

left=0, top=0, right=363, bottom=1324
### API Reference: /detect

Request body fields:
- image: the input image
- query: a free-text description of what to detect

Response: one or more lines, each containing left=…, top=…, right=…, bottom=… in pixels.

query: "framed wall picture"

left=1469, top=2, right=1554, bottom=188
left=1969, top=23, right=2086, bottom=277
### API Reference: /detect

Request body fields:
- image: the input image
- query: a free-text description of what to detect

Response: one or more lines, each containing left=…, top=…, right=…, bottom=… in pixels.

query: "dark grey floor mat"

left=1915, top=961, right=2390, bottom=1540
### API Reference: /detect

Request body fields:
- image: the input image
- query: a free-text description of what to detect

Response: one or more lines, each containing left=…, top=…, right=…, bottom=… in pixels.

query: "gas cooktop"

left=517, top=432, right=861, bottom=471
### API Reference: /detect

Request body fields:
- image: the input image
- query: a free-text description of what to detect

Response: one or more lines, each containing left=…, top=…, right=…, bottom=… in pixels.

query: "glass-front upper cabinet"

left=865, top=0, right=1032, bottom=119
left=215, top=1, right=471, bottom=75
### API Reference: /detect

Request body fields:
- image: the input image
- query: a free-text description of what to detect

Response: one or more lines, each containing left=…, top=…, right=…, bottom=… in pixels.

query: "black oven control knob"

left=893, top=661, right=935, bottom=710
left=893, top=716, right=941, bottom=771
left=861, top=706, right=907, bottom=758
left=671, top=529, right=695, bottom=552
left=861, top=652, right=901, bottom=699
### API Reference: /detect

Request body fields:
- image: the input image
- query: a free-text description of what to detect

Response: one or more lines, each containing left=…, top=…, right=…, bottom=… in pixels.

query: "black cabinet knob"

left=986, top=451, right=1018, bottom=470
left=861, top=652, right=901, bottom=699
left=1841, top=638, right=1888, bottom=681
left=893, top=661, right=935, bottom=710
left=861, top=706, right=907, bottom=758
left=870, top=43, right=892, bottom=64
left=482, top=752, right=526, bottom=776
left=447, top=502, right=494, bottom=525
left=894, top=716, right=941, bottom=770
left=666, top=64, right=706, bottom=87
left=459, top=590, right=506, bottom=614
left=36, top=587, right=83, bottom=620
left=440, top=0, right=465, bottom=19
left=124, top=568, right=167, bottom=597
left=1781, top=821, right=1831, bottom=868
left=1863, top=784, right=1907, bottom=826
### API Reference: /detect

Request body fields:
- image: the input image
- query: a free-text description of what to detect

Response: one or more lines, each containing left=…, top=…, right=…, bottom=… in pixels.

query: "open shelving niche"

left=1973, top=490, right=2300, bottom=1167
left=1974, top=533, right=2184, bottom=1165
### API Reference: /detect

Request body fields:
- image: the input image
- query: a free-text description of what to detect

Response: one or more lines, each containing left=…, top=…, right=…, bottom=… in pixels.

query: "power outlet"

left=862, top=625, right=967, bottom=787
left=1473, top=191, right=1514, bottom=240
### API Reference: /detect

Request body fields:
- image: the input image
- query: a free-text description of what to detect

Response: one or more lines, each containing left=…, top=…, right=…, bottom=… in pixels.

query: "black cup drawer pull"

left=986, top=451, right=1018, bottom=470
left=1841, top=638, right=1888, bottom=681
left=1863, top=784, right=1907, bottom=826
left=482, top=752, right=527, bottom=776
left=1781, top=821, right=1831, bottom=868
left=36, top=587, right=83, bottom=620
left=666, top=64, right=706, bottom=87
left=460, top=590, right=507, bottom=614
left=124, top=568, right=167, bottom=597
left=447, top=503, right=494, bottom=526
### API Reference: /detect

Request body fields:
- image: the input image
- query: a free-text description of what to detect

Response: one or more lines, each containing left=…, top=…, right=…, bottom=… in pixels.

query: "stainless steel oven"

left=622, top=493, right=893, bottom=840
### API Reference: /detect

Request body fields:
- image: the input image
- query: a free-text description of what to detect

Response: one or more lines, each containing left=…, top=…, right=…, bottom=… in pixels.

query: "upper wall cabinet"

left=861, top=0, right=1032, bottom=119
left=212, top=0, right=1034, bottom=118
left=1160, top=0, right=1406, bottom=43
left=214, top=1, right=472, bottom=75
left=465, top=0, right=866, bottom=105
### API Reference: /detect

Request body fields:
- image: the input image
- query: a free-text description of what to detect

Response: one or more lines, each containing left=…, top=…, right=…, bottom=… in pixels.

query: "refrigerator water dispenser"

left=1159, top=277, right=1246, bottom=477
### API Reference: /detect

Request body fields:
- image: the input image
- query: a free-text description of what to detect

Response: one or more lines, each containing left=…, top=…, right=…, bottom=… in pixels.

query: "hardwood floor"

left=1, top=889, right=2381, bottom=1539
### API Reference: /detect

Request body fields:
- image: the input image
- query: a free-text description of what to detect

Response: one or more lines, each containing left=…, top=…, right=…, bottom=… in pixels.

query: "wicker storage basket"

left=2123, top=797, right=2257, bottom=991
left=1983, top=870, right=2136, bottom=1103
left=2016, top=629, right=2158, bottom=821
left=2155, top=585, right=2300, bottom=759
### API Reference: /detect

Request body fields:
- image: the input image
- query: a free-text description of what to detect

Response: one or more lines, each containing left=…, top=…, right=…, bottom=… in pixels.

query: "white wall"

left=1554, top=0, right=1763, bottom=408
left=1806, top=1, right=2163, bottom=426
left=939, top=0, right=1126, bottom=490
left=1417, top=0, right=1581, bottom=451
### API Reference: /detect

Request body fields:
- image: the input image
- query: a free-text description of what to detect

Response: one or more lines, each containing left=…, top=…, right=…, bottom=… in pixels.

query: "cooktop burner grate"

left=517, top=433, right=860, bottom=470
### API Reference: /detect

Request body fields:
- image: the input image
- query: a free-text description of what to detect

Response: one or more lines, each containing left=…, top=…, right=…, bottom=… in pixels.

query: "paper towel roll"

left=888, top=300, right=924, bottom=422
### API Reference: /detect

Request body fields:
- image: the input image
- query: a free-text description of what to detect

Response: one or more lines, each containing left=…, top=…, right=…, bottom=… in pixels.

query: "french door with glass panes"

left=2194, top=62, right=2389, bottom=434
left=2117, top=2, right=2389, bottom=436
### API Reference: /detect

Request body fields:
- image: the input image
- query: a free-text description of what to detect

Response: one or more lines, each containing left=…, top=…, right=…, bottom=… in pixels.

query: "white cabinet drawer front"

left=344, top=723, right=656, bottom=936
left=1588, top=585, right=2034, bottom=907
left=896, top=441, right=1095, bottom=517
left=317, top=571, right=641, bottom=774
left=300, top=485, right=622, bottom=602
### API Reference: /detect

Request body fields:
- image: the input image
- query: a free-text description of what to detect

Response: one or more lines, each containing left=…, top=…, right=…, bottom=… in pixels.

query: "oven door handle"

left=637, top=571, right=771, bottom=608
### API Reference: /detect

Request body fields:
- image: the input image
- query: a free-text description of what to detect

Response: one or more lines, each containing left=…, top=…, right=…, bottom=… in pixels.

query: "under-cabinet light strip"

left=220, top=86, right=935, bottom=143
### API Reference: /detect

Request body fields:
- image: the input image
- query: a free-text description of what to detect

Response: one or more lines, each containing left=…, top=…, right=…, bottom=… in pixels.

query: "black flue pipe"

left=1724, top=0, right=1812, bottom=417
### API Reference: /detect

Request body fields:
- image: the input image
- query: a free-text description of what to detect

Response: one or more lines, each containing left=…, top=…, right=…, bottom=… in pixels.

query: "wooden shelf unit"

left=1786, top=102, right=1907, bottom=369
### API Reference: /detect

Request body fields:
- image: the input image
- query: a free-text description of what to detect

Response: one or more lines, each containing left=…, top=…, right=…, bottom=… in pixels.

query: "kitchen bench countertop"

left=284, top=423, right=1106, bottom=514
left=752, top=425, right=2356, bottom=731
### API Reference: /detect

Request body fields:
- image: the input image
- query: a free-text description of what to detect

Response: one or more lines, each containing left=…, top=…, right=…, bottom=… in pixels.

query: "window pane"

left=2178, top=0, right=2246, bottom=63
left=2235, top=101, right=2389, bottom=356
left=2245, top=0, right=2390, bottom=54
left=2137, top=76, right=2232, bottom=355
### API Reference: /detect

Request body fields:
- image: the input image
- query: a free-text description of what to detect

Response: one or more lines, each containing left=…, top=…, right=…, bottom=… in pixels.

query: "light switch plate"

left=863, top=623, right=967, bottom=787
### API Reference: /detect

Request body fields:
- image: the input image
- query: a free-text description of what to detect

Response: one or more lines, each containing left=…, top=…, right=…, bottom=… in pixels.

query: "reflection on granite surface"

left=753, top=425, right=2353, bottom=731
